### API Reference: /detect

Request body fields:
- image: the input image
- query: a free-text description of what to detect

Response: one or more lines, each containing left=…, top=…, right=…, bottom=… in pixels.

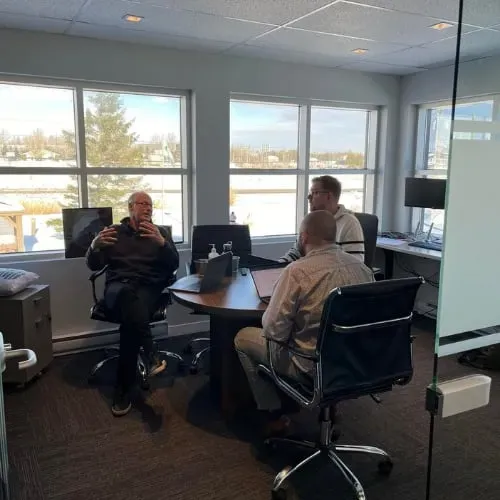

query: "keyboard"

left=408, top=240, right=442, bottom=251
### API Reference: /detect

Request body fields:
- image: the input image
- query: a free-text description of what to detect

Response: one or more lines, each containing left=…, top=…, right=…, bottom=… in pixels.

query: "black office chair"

left=184, top=224, right=252, bottom=373
left=258, top=277, right=423, bottom=500
left=88, top=266, right=185, bottom=387
left=355, top=212, right=384, bottom=280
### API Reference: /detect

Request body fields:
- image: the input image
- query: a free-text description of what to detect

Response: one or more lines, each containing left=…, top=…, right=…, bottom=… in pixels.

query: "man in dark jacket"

left=86, top=191, right=179, bottom=416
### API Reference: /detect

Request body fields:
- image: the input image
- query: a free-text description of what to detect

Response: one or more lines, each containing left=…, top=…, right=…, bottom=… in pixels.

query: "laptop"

left=169, top=252, right=232, bottom=294
left=250, top=266, right=286, bottom=303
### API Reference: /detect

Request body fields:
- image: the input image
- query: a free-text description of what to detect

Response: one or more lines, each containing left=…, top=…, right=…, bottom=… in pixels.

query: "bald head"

left=297, top=210, right=337, bottom=255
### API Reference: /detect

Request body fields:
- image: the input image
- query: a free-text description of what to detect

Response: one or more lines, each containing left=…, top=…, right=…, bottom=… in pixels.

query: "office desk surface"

left=377, top=238, right=442, bottom=261
left=171, top=271, right=266, bottom=318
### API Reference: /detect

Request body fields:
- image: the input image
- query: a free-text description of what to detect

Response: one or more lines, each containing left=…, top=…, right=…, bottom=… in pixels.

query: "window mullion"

left=74, top=85, right=88, bottom=207
left=297, top=104, right=310, bottom=229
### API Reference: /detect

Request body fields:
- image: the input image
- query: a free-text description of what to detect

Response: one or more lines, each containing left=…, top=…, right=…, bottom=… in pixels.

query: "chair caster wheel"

left=271, top=489, right=288, bottom=500
left=140, top=380, right=150, bottom=391
left=183, top=344, right=193, bottom=354
left=377, top=459, right=393, bottom=475
left=271, top=485, right=298, bottom=500
left=189, top=365, right=199, bottom=374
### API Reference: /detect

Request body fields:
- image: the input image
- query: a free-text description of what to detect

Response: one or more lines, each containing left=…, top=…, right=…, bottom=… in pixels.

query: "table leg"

left=384, top=249, right=395, bottom=279
left=209, top=315, right=260, bottom=419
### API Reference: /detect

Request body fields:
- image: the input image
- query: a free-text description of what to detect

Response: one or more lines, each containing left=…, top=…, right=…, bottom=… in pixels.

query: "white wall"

left=0, top=28, right=401, bottom=346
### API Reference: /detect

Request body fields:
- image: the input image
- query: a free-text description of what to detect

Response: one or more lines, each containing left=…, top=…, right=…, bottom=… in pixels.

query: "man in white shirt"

left=235, top=210, right=373, bottom=434
left=280, top=175, right=365, bottom=263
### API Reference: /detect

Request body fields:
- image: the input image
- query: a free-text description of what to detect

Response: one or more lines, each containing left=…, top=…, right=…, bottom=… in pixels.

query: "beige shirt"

left=263, top=244, right=374, bottom=374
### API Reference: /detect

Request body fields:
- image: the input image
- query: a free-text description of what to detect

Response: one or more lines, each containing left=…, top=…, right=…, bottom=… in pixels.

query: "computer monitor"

left=62, top=207, right=113, bottom=258
left=404, top=178, right=446, bottom=209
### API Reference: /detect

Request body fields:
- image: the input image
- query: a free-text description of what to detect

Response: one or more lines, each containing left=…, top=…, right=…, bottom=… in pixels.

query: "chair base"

left=89, top=345, right=186, bottom=385
left=266, top=410, right=392, bottom=500
left=184, top=337, right=210, bottom=374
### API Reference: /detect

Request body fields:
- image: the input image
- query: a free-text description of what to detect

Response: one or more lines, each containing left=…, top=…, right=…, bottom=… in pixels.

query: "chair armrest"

left=265, top=337, right=318, bottom=362
left=89, top=265, right=108, bottom=304
left=89, top=265, right=109, bottom=283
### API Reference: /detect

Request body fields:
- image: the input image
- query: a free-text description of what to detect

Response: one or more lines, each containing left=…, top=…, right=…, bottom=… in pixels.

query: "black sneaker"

left=111, top=388, right=132, bottom=417
left=148, top=353, right=166, bottom=378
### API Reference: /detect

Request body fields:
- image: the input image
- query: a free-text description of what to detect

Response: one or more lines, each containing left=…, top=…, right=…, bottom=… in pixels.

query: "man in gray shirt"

left=235, top=210, right=373, bottom=434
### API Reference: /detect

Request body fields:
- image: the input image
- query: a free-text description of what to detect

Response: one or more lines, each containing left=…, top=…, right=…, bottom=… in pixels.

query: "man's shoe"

left=111, top=388, right=132, bottom=417
left=148, top=353, right=167, bottom=377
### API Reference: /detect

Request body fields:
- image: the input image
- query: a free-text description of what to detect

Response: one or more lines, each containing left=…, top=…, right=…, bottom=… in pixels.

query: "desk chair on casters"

left=88, top=266, right=186, bottom=388
left=184, top=224, right=252, bottom=374
left=354, top=212, right=384, bottom=280
left=258, top=277, right=423, bottom=500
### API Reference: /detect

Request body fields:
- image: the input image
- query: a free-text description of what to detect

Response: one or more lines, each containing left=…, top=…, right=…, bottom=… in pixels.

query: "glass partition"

left=428, top=0, right=500, bottom=498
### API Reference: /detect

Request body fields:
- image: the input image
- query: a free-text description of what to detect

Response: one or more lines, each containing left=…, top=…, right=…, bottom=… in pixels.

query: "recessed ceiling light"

left=352, top=48, right=368, bottom=55
left=123, top=14, right=143, bottom=23
left=430, top=22, right=453, bottom=30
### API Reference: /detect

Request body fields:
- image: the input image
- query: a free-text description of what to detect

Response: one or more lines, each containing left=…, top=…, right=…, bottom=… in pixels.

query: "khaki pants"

left=234, top=327, right=304, bottom=412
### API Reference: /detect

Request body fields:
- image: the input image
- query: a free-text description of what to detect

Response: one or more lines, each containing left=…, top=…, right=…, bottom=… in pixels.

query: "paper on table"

left=377, top=237, right=408, bottom=246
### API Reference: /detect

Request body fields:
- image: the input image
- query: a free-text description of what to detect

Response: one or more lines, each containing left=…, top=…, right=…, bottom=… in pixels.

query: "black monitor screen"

left=404, top=178, right=446, bottom=209
left=62, top=207, right=113, bottom=258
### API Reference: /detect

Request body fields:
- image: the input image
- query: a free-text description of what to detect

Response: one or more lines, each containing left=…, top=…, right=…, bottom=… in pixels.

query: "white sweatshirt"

left=280, top=205, right=365, bottom=263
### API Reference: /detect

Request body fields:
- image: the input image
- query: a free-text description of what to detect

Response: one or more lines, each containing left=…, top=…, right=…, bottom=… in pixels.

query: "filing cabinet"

left=0, top=285, right=53, bottom=385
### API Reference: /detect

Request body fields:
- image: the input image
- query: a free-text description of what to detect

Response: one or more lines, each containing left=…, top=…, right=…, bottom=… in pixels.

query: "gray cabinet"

left=0, top=285, right=53, bottom=385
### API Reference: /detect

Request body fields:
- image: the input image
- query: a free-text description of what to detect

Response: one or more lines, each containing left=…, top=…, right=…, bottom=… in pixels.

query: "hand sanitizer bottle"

left=208, top=244, right=219, bottom=260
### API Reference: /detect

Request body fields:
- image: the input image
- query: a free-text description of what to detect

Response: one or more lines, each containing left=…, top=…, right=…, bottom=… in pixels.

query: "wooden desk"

left=376, top=238, right=441, bottom=279
left=171, top=271, right=265, bottom=417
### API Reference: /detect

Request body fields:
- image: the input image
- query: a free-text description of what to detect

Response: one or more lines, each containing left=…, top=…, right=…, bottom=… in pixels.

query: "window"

left=0, top=81, right=189, bottom=254
left=230, top=99, right=377, bottom=237
left=415, top=98, right=495, bottom=235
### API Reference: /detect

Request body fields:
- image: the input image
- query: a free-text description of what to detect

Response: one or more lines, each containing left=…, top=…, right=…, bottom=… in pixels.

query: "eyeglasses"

left=307, top=190, right=330, bottom=200
left=134, top=201, right=153, bottom=208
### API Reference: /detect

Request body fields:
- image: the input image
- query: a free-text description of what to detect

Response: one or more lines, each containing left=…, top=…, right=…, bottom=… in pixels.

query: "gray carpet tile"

left=4, top=322, right=500, bottom=500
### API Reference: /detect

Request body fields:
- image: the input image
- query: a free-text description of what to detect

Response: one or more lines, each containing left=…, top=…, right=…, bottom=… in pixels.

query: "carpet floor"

left=4, top=319, right=500, bottom=500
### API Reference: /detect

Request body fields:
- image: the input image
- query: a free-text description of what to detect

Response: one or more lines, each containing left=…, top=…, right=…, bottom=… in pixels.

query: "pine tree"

left=64, top=92, right=147, bottom=221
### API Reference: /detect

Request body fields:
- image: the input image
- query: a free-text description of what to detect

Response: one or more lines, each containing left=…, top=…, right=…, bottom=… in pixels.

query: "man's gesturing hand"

left=91, top=226, right=118, bottom=250
left=139, top=221, right=165, bottom=246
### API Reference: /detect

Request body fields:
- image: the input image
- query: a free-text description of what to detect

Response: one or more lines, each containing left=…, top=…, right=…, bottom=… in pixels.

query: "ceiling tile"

left=68, top=22, right=233, bottom=51
left=350, top=0, right=500, bottom=28
left=0, top=0, right=87, bottom=20
left=424, top=29, right=500, bottom=60
left=77, top=0, right=275, bottom=44
left=0, top=13, right=71, bottom=33
left=249, top=27, right=410, bottom=58
left=227, top=44, right=346, bottom=67
left=135, top=0, right=336, bottom=25
left=339, top=60, right=425, bottom=75
left=369, top=46, right=451, bottom=67
left=292, top=1, right=476, bottom=46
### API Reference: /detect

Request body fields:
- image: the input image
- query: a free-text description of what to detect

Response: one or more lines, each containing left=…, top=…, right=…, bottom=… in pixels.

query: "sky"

left=0, top=83, right=369, bottom=154
left=230, top=100, right=368, bottom=153
left=0, top=83, right=181, bottom=142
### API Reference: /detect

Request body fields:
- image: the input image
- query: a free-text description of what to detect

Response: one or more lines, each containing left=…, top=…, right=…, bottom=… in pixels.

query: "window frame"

left=229, top=94, right=378, bottom=240
left=413, top=95, right=498, bottom=234
left=0, top=76, right=192, bottom=259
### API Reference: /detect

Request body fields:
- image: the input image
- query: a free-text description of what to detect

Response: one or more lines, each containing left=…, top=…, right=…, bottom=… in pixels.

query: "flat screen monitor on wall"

left=404, top=178, right=446, bottom=209
left=62, top=207, right=113, bottom=259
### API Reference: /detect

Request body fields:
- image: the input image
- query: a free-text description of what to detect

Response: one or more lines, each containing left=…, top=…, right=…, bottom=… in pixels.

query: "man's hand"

left=139, top=221, right=165, bottom=246
left=91, top=226, right=118, bottom=250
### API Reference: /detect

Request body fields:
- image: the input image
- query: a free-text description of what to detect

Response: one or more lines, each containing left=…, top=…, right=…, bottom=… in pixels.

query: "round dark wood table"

left=171, top=271, right=266, bottom=417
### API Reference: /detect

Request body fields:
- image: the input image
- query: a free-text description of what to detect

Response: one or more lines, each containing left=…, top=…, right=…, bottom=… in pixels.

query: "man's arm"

left=338, top=216, right=365, bottom=262
left=85, top=244, right=108, bottom=271
left=262, top=266, right=301, bottom=343
left=158, top=226, right=179, bottom=276
left=278, top=241, right=302, bottom=263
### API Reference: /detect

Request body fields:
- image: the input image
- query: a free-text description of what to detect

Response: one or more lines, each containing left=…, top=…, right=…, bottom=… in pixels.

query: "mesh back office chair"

left=258, top=277, right=423, bottom=500
left=184, top=224, right=252, bottom=373
left=88, top=226, right=185, bottom=387
left=354, top=212, right=383, bottom=279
